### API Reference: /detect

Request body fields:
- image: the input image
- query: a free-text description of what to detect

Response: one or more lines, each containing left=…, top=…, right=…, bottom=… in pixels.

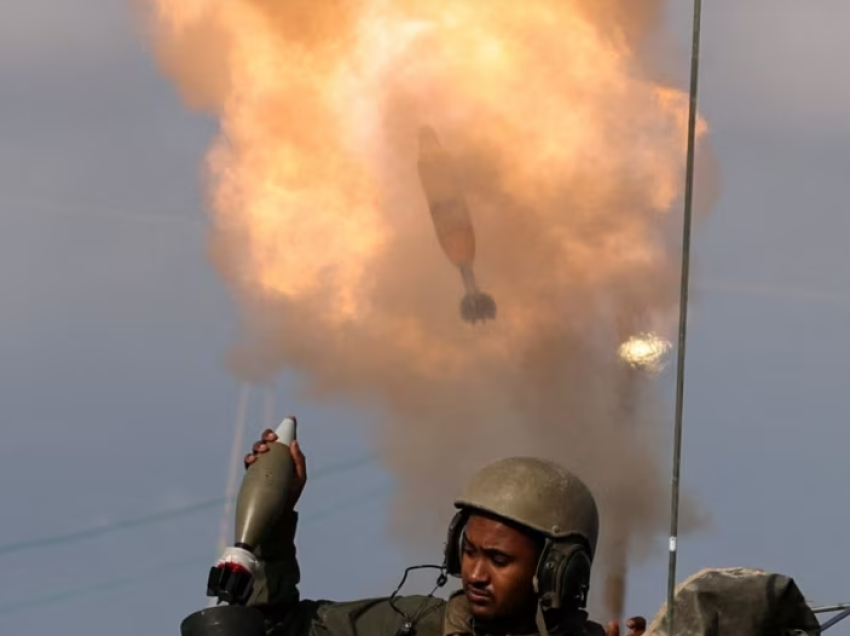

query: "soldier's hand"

left=626, top=617, right=646, bottom=636
left=606, top=617, right=646, bottom=636
left=244, top=428, right=307, bottom=510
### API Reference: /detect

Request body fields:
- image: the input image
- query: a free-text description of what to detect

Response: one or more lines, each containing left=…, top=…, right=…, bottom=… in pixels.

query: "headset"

left=442, top=509, right=592, bottom=613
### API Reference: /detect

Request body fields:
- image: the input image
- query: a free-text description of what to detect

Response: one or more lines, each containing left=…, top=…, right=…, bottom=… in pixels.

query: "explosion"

left=141, top=0, right=719, bottom=618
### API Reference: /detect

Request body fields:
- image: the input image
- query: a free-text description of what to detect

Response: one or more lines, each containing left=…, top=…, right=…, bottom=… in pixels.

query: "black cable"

left=822, top=608, right=850, bottom=632
left=388, top=565, right=449, bottom=636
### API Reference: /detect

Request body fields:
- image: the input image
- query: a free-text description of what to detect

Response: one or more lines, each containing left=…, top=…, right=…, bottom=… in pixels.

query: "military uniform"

left=247, top=457, right=609, bottom=636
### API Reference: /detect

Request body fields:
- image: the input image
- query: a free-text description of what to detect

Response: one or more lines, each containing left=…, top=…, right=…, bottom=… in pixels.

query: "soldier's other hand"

left=626, top=617, right=646, bottom=636
left=244, top=428, right=307, bottom=510
left=606, top=617, right=646, bottom=636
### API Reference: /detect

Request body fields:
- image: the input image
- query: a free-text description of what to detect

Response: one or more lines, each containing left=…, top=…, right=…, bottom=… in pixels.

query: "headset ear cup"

left=443, top=512, right=465, bottom=576
left=559, top=547, right=591, bottom=610
left=535, top=542, right=593, bottom=611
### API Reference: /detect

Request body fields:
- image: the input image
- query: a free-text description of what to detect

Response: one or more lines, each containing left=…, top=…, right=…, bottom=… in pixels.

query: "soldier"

left=243, top=430, right=646, bottom=636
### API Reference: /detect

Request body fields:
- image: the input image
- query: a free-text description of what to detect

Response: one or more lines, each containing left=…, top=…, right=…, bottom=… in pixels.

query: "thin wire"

left=0, top=483, right=392, bottom=617
left=0, top=498, right=224, bottom=556
left=812, top=604, right=850, bottom=614
left=666, top=0, right=704, bottom=632
left=0, top=453, right=375, bottom=557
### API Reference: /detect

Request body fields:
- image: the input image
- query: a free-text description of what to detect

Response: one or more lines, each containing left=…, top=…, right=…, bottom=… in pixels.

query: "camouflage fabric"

left=645, top=567, right=821, bottom=636
left=247, top=511, right=606, bottom=636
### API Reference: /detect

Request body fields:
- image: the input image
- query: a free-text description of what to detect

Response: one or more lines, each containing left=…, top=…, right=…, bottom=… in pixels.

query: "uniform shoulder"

left=442, top=591, right=472, bottom=636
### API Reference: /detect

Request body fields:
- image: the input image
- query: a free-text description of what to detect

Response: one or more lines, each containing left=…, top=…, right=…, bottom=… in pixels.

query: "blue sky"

left=1, top=1, right=849, bottom=635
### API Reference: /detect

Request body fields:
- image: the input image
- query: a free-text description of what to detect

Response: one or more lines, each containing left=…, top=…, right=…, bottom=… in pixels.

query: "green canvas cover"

left=645, top=567, right=821, bottom=636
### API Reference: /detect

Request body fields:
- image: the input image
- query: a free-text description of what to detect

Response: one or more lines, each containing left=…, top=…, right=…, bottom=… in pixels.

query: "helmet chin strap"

left=536, top=604, right=552, bottom=636
left=535, top=603, right=587, bottom=636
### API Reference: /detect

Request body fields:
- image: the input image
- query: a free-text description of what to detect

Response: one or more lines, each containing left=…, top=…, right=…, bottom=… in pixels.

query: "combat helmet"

left=444, top=457, right=600, bottom=618
left=453, top=456, right=599, bottom=556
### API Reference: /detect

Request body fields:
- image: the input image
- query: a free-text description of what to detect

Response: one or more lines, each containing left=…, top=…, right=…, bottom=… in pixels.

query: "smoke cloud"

left=139, top=0, right=719, bottom=617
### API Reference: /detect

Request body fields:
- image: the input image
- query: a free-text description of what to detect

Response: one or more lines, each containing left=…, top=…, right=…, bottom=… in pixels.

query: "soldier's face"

left=460, top=513, right=541, bottom=628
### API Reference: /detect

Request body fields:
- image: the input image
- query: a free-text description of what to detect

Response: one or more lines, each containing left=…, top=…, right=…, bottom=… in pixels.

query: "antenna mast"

left=666, top=0, right=704, bottom=631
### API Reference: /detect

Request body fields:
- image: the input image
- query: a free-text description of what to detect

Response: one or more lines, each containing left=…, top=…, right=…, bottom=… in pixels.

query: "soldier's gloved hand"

left=244, top=428, right=308, bottom=511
